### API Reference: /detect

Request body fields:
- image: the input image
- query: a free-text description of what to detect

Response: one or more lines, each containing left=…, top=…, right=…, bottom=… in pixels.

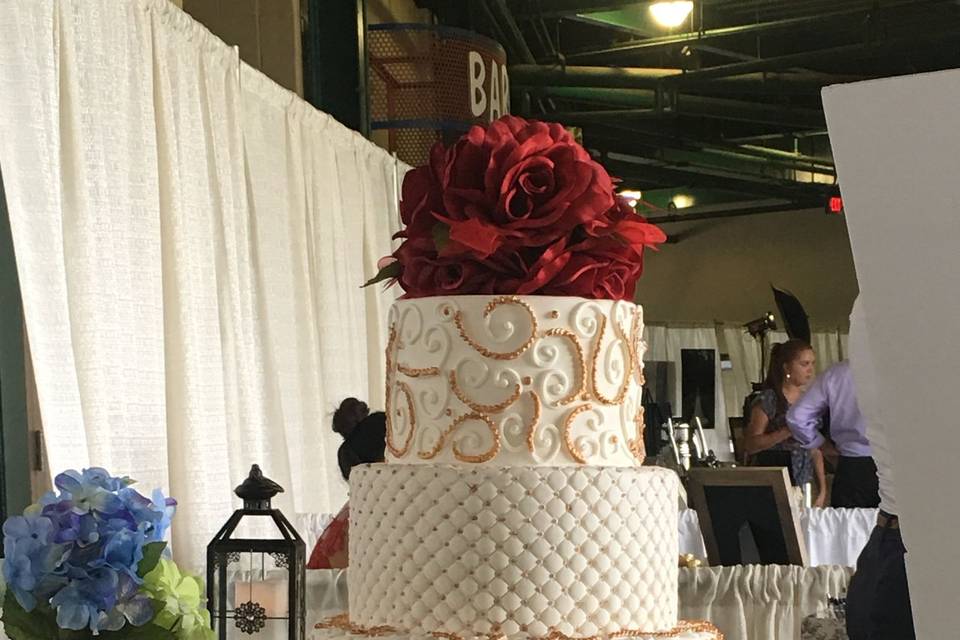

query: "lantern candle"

left=234, top=577, right=289, bottom=617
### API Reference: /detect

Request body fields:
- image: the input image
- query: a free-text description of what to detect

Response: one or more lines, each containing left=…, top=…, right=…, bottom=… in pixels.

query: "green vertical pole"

left=0, top=167, right=31, bottom=527
left=302, top=0, right=368, bottom=136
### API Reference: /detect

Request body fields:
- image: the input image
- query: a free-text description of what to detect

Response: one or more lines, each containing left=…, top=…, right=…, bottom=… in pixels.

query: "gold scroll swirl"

left=628, top=405, right=646, bottom=462
left=384, top=325, right=406, bottom=457
left=448, top=370, right=522, bottom=414
left=562, top=403, right=592, bottom=464
left=417, top=412, right=500, bottom=463
left=542, top=328, right=587, bottom=405
left=397, top=364, right=441, bottom=378
left=386, top=381, right=416, bottom=458
left=525, top=391, right=543, bottom=454
left=454, top=296, right=538, bottom=361
left=589, top=314, right=633, bottom=406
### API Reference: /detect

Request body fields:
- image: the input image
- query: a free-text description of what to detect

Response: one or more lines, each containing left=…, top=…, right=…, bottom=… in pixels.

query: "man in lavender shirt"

left=786, top=360, right=880, bottom=508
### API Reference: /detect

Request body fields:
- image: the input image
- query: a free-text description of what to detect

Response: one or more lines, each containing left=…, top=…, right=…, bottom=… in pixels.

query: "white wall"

left=637, top=208, right=858, bottom=328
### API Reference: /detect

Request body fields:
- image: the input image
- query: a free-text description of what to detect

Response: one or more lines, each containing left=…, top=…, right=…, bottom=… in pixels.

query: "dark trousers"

left=831, top=456, right=880, bottom=508
left=847, top=520, right=915, bottom=640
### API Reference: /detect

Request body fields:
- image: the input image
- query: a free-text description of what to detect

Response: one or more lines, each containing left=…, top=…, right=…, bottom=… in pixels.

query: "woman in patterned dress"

left=307, top=398, right=386, bottom=569
left=744, top=339, right=828, bottom=507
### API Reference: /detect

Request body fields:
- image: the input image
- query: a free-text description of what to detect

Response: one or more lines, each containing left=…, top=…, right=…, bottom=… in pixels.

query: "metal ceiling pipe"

left=563, top=0, right=939, bottom=60
left=509, top=64, right=834, bottom=90
left=510, top=64, right=676, bottom=90
left=544, top=108, right=666, bottom=121
left=600, top=152, right=832, bottom=201
left=644, top=201, right=817, bottom=225
left=520, top=84, right=825, bottom=128
left=567, top=120, right=836, bottom=174
left=487, top=0, right=536, bottom=64
left=665, top=25, right=960, bottom=83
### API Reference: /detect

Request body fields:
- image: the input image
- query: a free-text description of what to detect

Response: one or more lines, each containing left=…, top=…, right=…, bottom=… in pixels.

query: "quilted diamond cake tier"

left=385, top=296, right=647, bottom=467
left=348, top=464, right=679, bottom=638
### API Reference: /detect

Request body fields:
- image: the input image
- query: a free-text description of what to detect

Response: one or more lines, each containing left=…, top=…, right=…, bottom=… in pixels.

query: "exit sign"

left=827, top=196, right=844, bottom=214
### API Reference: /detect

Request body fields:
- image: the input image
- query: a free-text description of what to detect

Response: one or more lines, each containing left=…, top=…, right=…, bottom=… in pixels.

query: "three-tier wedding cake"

left=314, top=116, right=720, bottom=640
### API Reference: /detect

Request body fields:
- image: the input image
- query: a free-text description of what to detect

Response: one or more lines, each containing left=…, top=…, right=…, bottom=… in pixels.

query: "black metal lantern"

left=207, top=465, right=306, bottom=639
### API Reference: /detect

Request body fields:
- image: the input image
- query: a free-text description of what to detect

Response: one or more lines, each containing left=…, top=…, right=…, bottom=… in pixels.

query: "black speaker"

left=681, top=348, right=716, bottom=429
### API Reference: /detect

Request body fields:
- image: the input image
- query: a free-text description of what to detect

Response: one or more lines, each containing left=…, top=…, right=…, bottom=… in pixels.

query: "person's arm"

left=743, top=404, right=792, bottom=455
left=786, top=376, right=829, bottom=450
left=811, top=449, right=828, bottom=508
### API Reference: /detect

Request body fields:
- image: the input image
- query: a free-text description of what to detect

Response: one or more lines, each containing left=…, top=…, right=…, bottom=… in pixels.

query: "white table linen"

left=679, top=508, right=877, bottom=568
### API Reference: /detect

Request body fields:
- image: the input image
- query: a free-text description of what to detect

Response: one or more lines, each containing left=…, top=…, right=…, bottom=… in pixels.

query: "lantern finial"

left=235, top=464, right=284, bottom=510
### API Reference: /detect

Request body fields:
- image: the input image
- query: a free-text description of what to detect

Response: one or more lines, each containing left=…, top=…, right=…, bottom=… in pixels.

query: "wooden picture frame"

left=687, top=467, right=807, bottom=567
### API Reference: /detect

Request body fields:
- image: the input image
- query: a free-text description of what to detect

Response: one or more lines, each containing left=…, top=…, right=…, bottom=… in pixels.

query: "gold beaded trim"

left=542, top=328, right=587, bottom=406
left=386, top=381, right=416, bottom=458
left=589, top=314, right=633, bottom=406
left=454, top=296, right=538, bottom=361
left=562, top=403, right=592, bottom=464
left=628, top=406, right=646, bottom=462
left=449, top=371, right=522, bottom=414
left=314, top=615, right=723, bottom=640
left=525, top=391, right=542, bottom=454
left=397, top=364, right=441, bottom=378
left=384, top=325, right=404, bottom=457
left=629, top=309, right=645, bottom=386
left=417, top=412, right=500, bottom=463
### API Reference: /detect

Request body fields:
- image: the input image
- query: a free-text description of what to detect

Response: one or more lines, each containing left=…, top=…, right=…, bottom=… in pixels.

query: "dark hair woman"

left=744, top=339, right=828, bottom=507
left=306, top=398, right=386, bottom=569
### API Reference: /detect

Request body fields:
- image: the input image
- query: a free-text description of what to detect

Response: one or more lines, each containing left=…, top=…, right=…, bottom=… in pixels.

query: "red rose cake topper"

left=367, top=115, right=666, bottom=300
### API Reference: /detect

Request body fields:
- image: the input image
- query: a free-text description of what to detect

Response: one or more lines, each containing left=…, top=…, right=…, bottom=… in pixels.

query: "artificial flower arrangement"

left=368, top=115, right=667, bottom=299
left=1, top=468, right=214, bottom=640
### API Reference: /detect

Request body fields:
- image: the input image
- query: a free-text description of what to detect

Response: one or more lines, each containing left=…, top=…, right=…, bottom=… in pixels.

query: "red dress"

left=307, top=504, right=350, bottom=569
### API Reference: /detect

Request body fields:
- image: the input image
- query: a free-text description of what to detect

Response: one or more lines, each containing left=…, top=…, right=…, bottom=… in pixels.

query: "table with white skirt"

left=679, top=508, right=877, bottom=568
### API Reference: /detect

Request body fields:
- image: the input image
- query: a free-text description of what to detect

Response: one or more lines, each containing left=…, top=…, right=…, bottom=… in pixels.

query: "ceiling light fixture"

left=618, top=189, right=643, bottom=205
left=649, top=1, right=694, bottom=28
left=670, top=193, right=695, bottom=209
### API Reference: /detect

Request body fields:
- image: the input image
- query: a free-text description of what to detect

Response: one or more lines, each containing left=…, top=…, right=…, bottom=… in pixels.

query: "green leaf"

left=138, top=541, right=167, bottom=578
left=361, top=260, right=401, bottom=289
left=432, top=223, right=450, bottom=252
left=1, top=591, right=59, bottom=640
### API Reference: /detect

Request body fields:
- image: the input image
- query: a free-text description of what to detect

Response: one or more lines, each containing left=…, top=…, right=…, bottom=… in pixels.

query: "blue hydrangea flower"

left=50, top=568, right=119, bottom=633
left=80, top=468, right=133, bottom=492
left=54, top=471, right=124, bottom=515
left=2, top=515, right=68, bottom=610
left=2, top=468, right=194, bottom=636
left=118, top=488, right=176, bottom=542
left=99, top=572, right=154, bottom=632
left=92, top=524, right=147, bottom=581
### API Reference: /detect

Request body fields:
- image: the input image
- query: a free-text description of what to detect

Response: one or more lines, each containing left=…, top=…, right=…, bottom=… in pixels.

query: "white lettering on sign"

left=469, top=51, right=487, bottom=117
left=501, top=65, right=510, bottom=115
left=468, top=50, right=511, bottom=121
left=489, top=59, right=502, bottom=120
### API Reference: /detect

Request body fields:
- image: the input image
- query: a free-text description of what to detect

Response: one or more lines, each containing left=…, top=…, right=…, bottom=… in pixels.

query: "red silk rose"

left=370, top=116, right=666, bottom=300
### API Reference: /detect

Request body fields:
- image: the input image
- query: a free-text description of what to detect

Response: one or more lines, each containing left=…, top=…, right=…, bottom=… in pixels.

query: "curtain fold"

left=0, top=0, right=403, bottom=570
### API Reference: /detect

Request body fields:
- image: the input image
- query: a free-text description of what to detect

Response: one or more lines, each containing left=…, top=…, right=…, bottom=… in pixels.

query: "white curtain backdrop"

left=643, top=325, right=732, bottom=459
left=0, top=0, right=403, bottom=570
left=721, top=327, right=849, bottom=419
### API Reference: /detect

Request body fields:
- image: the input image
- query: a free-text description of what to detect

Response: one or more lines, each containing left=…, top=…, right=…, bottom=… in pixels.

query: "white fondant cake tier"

left=385, top=296, right=647, bottom=467
left=313, top=615, right=723, bottom=640
left=348, top=464, right=679, bottom=638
